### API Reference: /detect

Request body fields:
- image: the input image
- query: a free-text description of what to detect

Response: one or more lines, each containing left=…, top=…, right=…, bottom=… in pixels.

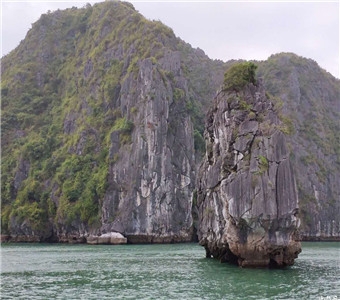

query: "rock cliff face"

left=197, top=79, right=301, bottom=267
left=55, top=54, right=197, bottom=243
left=258, top=54, right=340, bottom=240
left=99, top=57, right=196, bottom=243
left=0, top=2, right=224, bottom=243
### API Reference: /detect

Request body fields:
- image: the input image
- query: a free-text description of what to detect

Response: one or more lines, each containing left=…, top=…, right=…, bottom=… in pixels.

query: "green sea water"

left=1, top=242, right=339, bottom=299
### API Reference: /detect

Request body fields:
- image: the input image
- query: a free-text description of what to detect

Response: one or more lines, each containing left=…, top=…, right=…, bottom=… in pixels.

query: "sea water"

left=1, top=242, right=339, bottom=299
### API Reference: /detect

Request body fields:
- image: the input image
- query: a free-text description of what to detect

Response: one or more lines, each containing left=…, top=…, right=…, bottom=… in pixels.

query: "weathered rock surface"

left=197, top=80, right=301, bottom=267
left=257, top=54, right=340, bottom=241
left=98, top=57, right=196, bottom=243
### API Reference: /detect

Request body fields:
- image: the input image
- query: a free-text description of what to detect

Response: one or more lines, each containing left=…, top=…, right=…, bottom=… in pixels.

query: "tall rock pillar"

left=197, top=74, right=301, bottom=267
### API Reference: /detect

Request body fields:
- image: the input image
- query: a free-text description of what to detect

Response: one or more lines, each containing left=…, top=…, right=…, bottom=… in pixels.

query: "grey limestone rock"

left=100, top=56, right=195, bottom=243
left=197, top=80, right=301, bottom=267
left=257, top=54, right=340, bottom=241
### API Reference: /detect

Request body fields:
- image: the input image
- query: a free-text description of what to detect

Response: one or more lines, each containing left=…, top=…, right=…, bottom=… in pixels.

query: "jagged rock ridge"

left=197, top=76, right=301, bottom=267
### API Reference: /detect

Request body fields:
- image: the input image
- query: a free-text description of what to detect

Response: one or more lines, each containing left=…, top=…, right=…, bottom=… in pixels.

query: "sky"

left=1, top=1, right=339, bottom=78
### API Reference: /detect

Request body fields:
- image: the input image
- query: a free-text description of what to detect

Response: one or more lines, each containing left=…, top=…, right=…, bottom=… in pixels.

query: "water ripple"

left=1, top=242, right=339, bottom=299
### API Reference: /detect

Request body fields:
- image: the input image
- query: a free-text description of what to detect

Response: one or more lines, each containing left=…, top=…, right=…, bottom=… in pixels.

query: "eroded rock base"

left=202, top=239, right=301, bottom=268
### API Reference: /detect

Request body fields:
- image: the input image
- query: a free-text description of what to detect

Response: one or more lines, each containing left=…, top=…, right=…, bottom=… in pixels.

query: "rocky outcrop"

left=197, top=79, right=301, bottom=267
left=87, top=232, right=127, bottom=244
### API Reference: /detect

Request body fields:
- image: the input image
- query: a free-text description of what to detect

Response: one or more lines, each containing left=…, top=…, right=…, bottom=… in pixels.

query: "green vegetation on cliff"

left=257, top=53, right=340, bottom=236
left=1, top=1, right=224, bottom=237
left=223, top=62, right=257, bottom=92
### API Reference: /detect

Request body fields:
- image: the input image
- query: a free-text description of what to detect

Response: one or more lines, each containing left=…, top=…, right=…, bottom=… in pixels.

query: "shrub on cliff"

left=223, top=62, right=257, bottom=92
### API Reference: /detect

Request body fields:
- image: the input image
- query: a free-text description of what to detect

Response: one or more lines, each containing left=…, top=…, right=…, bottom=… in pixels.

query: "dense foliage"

left=223, top=62, right=257, bottom=92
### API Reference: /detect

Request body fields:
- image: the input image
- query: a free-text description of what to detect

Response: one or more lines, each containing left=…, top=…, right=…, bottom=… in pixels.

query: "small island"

left=197, top=63, right=301, bottom=267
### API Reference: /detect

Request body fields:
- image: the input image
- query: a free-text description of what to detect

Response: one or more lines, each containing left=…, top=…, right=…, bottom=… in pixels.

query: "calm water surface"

left=1, top=242, right=339, bottom=299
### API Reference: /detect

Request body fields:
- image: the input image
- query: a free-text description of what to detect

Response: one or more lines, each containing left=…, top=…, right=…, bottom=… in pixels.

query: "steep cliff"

left=197, top=63, right=301, bottom=267
left=0, top=1, right=224, bottom=243
left=258, top=54, right=340, bottom=240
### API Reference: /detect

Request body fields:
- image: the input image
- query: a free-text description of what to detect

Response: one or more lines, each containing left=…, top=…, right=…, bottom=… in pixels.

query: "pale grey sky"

left=1, top=1, right=339, bottom=78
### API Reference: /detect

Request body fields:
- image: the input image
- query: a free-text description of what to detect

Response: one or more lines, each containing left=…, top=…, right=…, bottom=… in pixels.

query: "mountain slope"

left=258, top=53, right=340, bottom=239
left=1, top=1, right=225, bottom=242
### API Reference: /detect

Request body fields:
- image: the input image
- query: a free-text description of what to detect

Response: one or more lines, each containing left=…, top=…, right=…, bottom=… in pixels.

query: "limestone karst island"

left=1, top=1, right=339, bottom=268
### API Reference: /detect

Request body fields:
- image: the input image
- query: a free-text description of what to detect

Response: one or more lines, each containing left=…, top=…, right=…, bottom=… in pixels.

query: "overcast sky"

left=1, top=1, right=339, bottom=78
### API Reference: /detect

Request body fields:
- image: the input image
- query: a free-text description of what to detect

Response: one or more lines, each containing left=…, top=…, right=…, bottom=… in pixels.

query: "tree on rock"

left=223, top=62, right=257, bottom=92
